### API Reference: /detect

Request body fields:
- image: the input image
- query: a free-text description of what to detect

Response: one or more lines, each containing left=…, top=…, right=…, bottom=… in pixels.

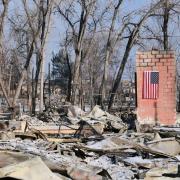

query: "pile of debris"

left=0, top=105, right=179, bottom=179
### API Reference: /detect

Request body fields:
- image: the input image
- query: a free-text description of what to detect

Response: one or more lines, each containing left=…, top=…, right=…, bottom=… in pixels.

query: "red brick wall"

left=136, top=50, right=176, bottom=125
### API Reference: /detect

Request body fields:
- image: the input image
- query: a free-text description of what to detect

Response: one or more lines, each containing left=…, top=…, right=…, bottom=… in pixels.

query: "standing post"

left=31, top=68, right=34, bottom=115
left=40, top=51, right=44, bottom=112
left=8, top=64, right=12, bottom=96
left=48, top=63, right=51, bottom=107
left=53, top=63, right=55, bottom=93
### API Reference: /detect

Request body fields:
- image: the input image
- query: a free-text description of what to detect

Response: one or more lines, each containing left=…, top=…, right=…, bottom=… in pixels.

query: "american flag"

left=143, top=71, right=159, bottom=99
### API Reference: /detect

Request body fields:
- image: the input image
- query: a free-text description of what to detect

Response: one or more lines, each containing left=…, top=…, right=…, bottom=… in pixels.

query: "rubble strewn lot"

left=0, top=105, right=179, bottom=179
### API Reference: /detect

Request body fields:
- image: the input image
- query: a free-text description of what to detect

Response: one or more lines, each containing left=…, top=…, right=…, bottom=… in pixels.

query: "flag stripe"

left=143, top=71, right=159, bottom=99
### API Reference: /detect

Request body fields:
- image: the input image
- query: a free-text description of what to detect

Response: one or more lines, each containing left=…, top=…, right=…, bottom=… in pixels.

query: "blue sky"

left=44, top=0, right=152, bottom=70
left=7, top=0, right=165, bottom=74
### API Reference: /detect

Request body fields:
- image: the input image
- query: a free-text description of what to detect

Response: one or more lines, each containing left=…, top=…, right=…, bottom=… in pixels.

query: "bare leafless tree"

left=0, top=0, right=10, bottom=107
left=6, top=0, right=54, bottom=114
left=98, top=0, right=126, bottom=107
left=108, top=0, right=166, bottom=110
left=56, top=0, right=97, bottom=104
left=32, top=0, right=54, bottom=113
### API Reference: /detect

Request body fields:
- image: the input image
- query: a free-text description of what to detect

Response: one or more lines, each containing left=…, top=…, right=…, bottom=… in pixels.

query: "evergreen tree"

left=51, top=49, right=72, bottom=96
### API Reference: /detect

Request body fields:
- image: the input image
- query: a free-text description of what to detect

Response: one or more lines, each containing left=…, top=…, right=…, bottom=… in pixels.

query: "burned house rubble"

left=0, top=101, right=179, bottom=180
left=0, top=50, right=179, bottom=180
left=0, top=0, right=179, bottom=178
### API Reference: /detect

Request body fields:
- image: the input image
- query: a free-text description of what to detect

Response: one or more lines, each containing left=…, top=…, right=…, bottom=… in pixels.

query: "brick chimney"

left=136, top=50, right=176, bottom=125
